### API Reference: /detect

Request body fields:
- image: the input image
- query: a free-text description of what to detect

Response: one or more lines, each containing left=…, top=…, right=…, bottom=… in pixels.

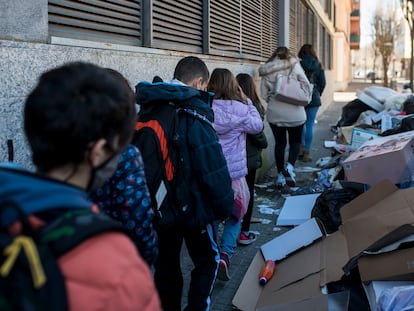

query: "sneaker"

left=217, top=252, right=231, bottom=281
left=276, top=172, right=286, bottom=188
left=285, top=162, right=296, bottom=186
left=238, top=231, right=257, bottom=245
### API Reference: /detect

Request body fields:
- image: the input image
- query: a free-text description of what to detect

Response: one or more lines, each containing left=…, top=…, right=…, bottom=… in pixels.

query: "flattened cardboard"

left=234, top=219, right=324, bottom=311
left=232, top=252, right=264, bottom=311
left=339, top=180, right=397, bottom=222
left=261, top=218, right=323, bottom=261
left=342, top=186, right=414, bottom=258
left=320, top=230, right=349, bottom=285
left=358, top=247, right=414, bottom=282
left=256, top=273, right=324, bottom=310
left=257, top=291, right=349, bottom=311
left=234, top=179, right=414, bottom=311
left=262, top=240, right=324, bottom=292
left=343, top=130, right=414, bottom=185
left=276, top=193, right=321, bottom=226
left=234, top=229, right=348, bottom=310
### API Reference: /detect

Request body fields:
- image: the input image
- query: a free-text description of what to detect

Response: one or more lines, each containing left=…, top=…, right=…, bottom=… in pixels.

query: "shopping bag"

left=275, top=72, right=313, bottom=106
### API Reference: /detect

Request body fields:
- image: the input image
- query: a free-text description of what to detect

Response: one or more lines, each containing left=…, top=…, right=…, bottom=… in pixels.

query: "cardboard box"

left=233, top=180, right=414, bottom=310
left=350, top=128, right=378, bottom=149
left=343, top=130, right=414, bottom=185
left=233, top=229, right=349, bottom=311
left=359, top=247, right=414, bottom=282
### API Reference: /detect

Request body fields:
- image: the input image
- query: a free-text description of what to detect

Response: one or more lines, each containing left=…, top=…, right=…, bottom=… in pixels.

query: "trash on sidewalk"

left=233, top=179, right=414, bottom=311
left=275, top=193, right=321, bottom=226
left=343, top=130, right=414, bottom=186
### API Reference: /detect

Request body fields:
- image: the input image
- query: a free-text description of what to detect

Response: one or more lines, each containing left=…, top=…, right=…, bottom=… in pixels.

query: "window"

left=49, top=0, right=142, bottom=46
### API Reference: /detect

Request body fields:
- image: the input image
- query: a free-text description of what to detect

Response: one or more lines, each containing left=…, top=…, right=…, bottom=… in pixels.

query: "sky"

left=360, top=0, right=401, bottom=47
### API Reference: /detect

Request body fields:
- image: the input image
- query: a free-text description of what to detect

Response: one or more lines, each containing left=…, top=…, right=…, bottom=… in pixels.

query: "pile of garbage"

left=299, top=86, right=414, bottom=190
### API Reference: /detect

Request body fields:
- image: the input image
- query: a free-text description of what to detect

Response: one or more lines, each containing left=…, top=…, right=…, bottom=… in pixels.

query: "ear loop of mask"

left=86, top=143, right=117, bottom=193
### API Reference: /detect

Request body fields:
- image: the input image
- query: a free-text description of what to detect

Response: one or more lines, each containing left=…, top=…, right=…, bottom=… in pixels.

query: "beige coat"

left=259, top=57, right=309, bottom=127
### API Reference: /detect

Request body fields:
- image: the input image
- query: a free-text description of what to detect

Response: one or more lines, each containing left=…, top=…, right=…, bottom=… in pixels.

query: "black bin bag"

left=311, top=181, right=370, bottom=234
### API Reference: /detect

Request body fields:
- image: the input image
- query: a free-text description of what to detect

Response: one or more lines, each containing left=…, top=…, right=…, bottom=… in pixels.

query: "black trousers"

left=241, top=168, right=256, bottom=233
left=269, top=123, right=304, bottom=173
left=154, top=224, right=218, bottom=311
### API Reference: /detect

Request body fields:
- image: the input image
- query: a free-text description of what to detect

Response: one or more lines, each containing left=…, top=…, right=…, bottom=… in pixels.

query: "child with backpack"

left=134, top=57, right=234, bottom=311
left=0, top=62, right=161, bottom=311
left=207, top=68, right=263, bottom=281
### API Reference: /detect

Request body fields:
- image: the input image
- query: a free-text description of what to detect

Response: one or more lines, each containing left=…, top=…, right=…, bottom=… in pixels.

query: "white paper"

left=260, top=218, right=323, bottom=261
left=276, top=193, right=321, bottom=226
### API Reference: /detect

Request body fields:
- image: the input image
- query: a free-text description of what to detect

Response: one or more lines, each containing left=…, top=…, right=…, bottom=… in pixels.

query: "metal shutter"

left=152, top=0, right=203, bottom=53
left=297, top=1, right=305, bottom=50
left=48, top=0, right=141, bottom=46
left=210, top=0, right=241, bottom=57
left=262, top=0, right=279, bottom=58
left=289, top=0, right=298, bottom=55
left=241, top=0, right=261, bottom=58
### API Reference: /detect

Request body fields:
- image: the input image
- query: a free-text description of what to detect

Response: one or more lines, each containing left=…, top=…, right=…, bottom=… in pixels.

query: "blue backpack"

left=0, top=201, right=127, bottom=311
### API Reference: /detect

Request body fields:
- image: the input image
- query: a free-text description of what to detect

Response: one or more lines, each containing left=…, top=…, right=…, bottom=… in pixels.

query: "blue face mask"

left=86, top=152, right=120, bottom=193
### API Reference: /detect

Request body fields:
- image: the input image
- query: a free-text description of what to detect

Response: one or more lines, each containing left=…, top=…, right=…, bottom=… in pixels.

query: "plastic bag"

left=311, top=181, right=370, bottom=233
left=375, top=285, right=414, bottom=311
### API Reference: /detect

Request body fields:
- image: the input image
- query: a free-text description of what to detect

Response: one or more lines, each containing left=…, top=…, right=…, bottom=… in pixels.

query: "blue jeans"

left=302, top=106, right=319, bottom=151
left=215, top=218, right=241, bottom=260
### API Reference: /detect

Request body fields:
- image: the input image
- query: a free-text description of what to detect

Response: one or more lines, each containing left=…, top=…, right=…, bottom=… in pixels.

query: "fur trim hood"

left=258, top=57, right=299, bottom=77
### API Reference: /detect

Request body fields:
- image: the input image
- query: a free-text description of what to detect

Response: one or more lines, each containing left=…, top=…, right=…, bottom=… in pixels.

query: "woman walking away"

left=298, top=44, right=326, bottom=162
left=208, top=68, right=263, bottom=281
left=259, top=46, right=310, bottom=189
left=236, top=73, right=268, bottom=245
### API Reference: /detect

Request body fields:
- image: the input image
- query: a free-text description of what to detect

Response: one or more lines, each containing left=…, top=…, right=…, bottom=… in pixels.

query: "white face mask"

left=86, top=153, right=120, bottom=193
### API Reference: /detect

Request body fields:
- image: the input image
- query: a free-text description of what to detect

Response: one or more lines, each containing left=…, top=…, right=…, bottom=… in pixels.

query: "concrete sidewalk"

left=180, top=81, right=373, bottom=311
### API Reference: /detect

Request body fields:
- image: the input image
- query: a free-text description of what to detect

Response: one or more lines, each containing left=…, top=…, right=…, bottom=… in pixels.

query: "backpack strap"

left=40, top=209, right=128, bottom=258
left=136, top=120, right=174, bottom=181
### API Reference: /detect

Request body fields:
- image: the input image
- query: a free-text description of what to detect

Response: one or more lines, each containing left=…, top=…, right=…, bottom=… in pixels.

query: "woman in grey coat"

left=259, top=46, right=310, bottom=188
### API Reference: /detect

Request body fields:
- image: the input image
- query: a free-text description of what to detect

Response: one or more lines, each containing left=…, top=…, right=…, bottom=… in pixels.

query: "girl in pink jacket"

left=207, top=68, right=263, bottom=281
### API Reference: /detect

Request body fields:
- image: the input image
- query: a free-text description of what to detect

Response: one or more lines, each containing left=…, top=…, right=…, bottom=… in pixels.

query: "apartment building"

left=0, top=0, right=351, bottom=167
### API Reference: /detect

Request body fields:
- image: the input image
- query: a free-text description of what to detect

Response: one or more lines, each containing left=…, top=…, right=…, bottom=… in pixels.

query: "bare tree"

left=372, top=4, right=401, bottom=87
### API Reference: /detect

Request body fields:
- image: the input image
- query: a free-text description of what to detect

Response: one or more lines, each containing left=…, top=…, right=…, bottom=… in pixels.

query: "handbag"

left=274, top=64, right=313, bottom=106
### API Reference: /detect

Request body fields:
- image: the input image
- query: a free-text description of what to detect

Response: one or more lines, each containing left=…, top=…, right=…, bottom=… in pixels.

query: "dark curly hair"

left=24, top=62, right=136, bottom=172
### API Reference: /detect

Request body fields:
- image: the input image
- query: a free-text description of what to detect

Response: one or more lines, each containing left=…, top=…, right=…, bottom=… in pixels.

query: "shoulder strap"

left=135, top=120, right=174, bottom=181
left=40, top=209, right=128, bottom=258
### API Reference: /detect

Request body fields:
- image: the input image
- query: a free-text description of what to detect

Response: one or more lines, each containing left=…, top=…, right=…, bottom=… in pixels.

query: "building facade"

left=0, top=0, right=351, bottom=169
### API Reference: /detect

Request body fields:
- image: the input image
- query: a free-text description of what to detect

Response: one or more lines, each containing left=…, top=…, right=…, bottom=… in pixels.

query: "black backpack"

left=132, top=101, right=192, bottom=228
left=0, top=201, right=127, bottom=311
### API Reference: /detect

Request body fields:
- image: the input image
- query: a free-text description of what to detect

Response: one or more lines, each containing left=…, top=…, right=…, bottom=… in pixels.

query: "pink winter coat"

left=212, top=98, right=263, bottom=180
left=11, top=216, right=162, bottom=311
left=59, top=232, right=162, bottom=311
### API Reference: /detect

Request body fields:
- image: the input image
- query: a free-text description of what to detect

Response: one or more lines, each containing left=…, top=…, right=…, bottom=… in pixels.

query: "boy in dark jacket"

left=135, top=56, right=234, bottom=311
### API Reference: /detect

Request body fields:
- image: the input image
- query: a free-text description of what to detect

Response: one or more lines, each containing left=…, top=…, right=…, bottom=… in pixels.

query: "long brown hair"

left=298, top=44, right=323, bottom=69
left=207, top=68, right=244, bottom=102
left=236, top=73, right=265, bottom=117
